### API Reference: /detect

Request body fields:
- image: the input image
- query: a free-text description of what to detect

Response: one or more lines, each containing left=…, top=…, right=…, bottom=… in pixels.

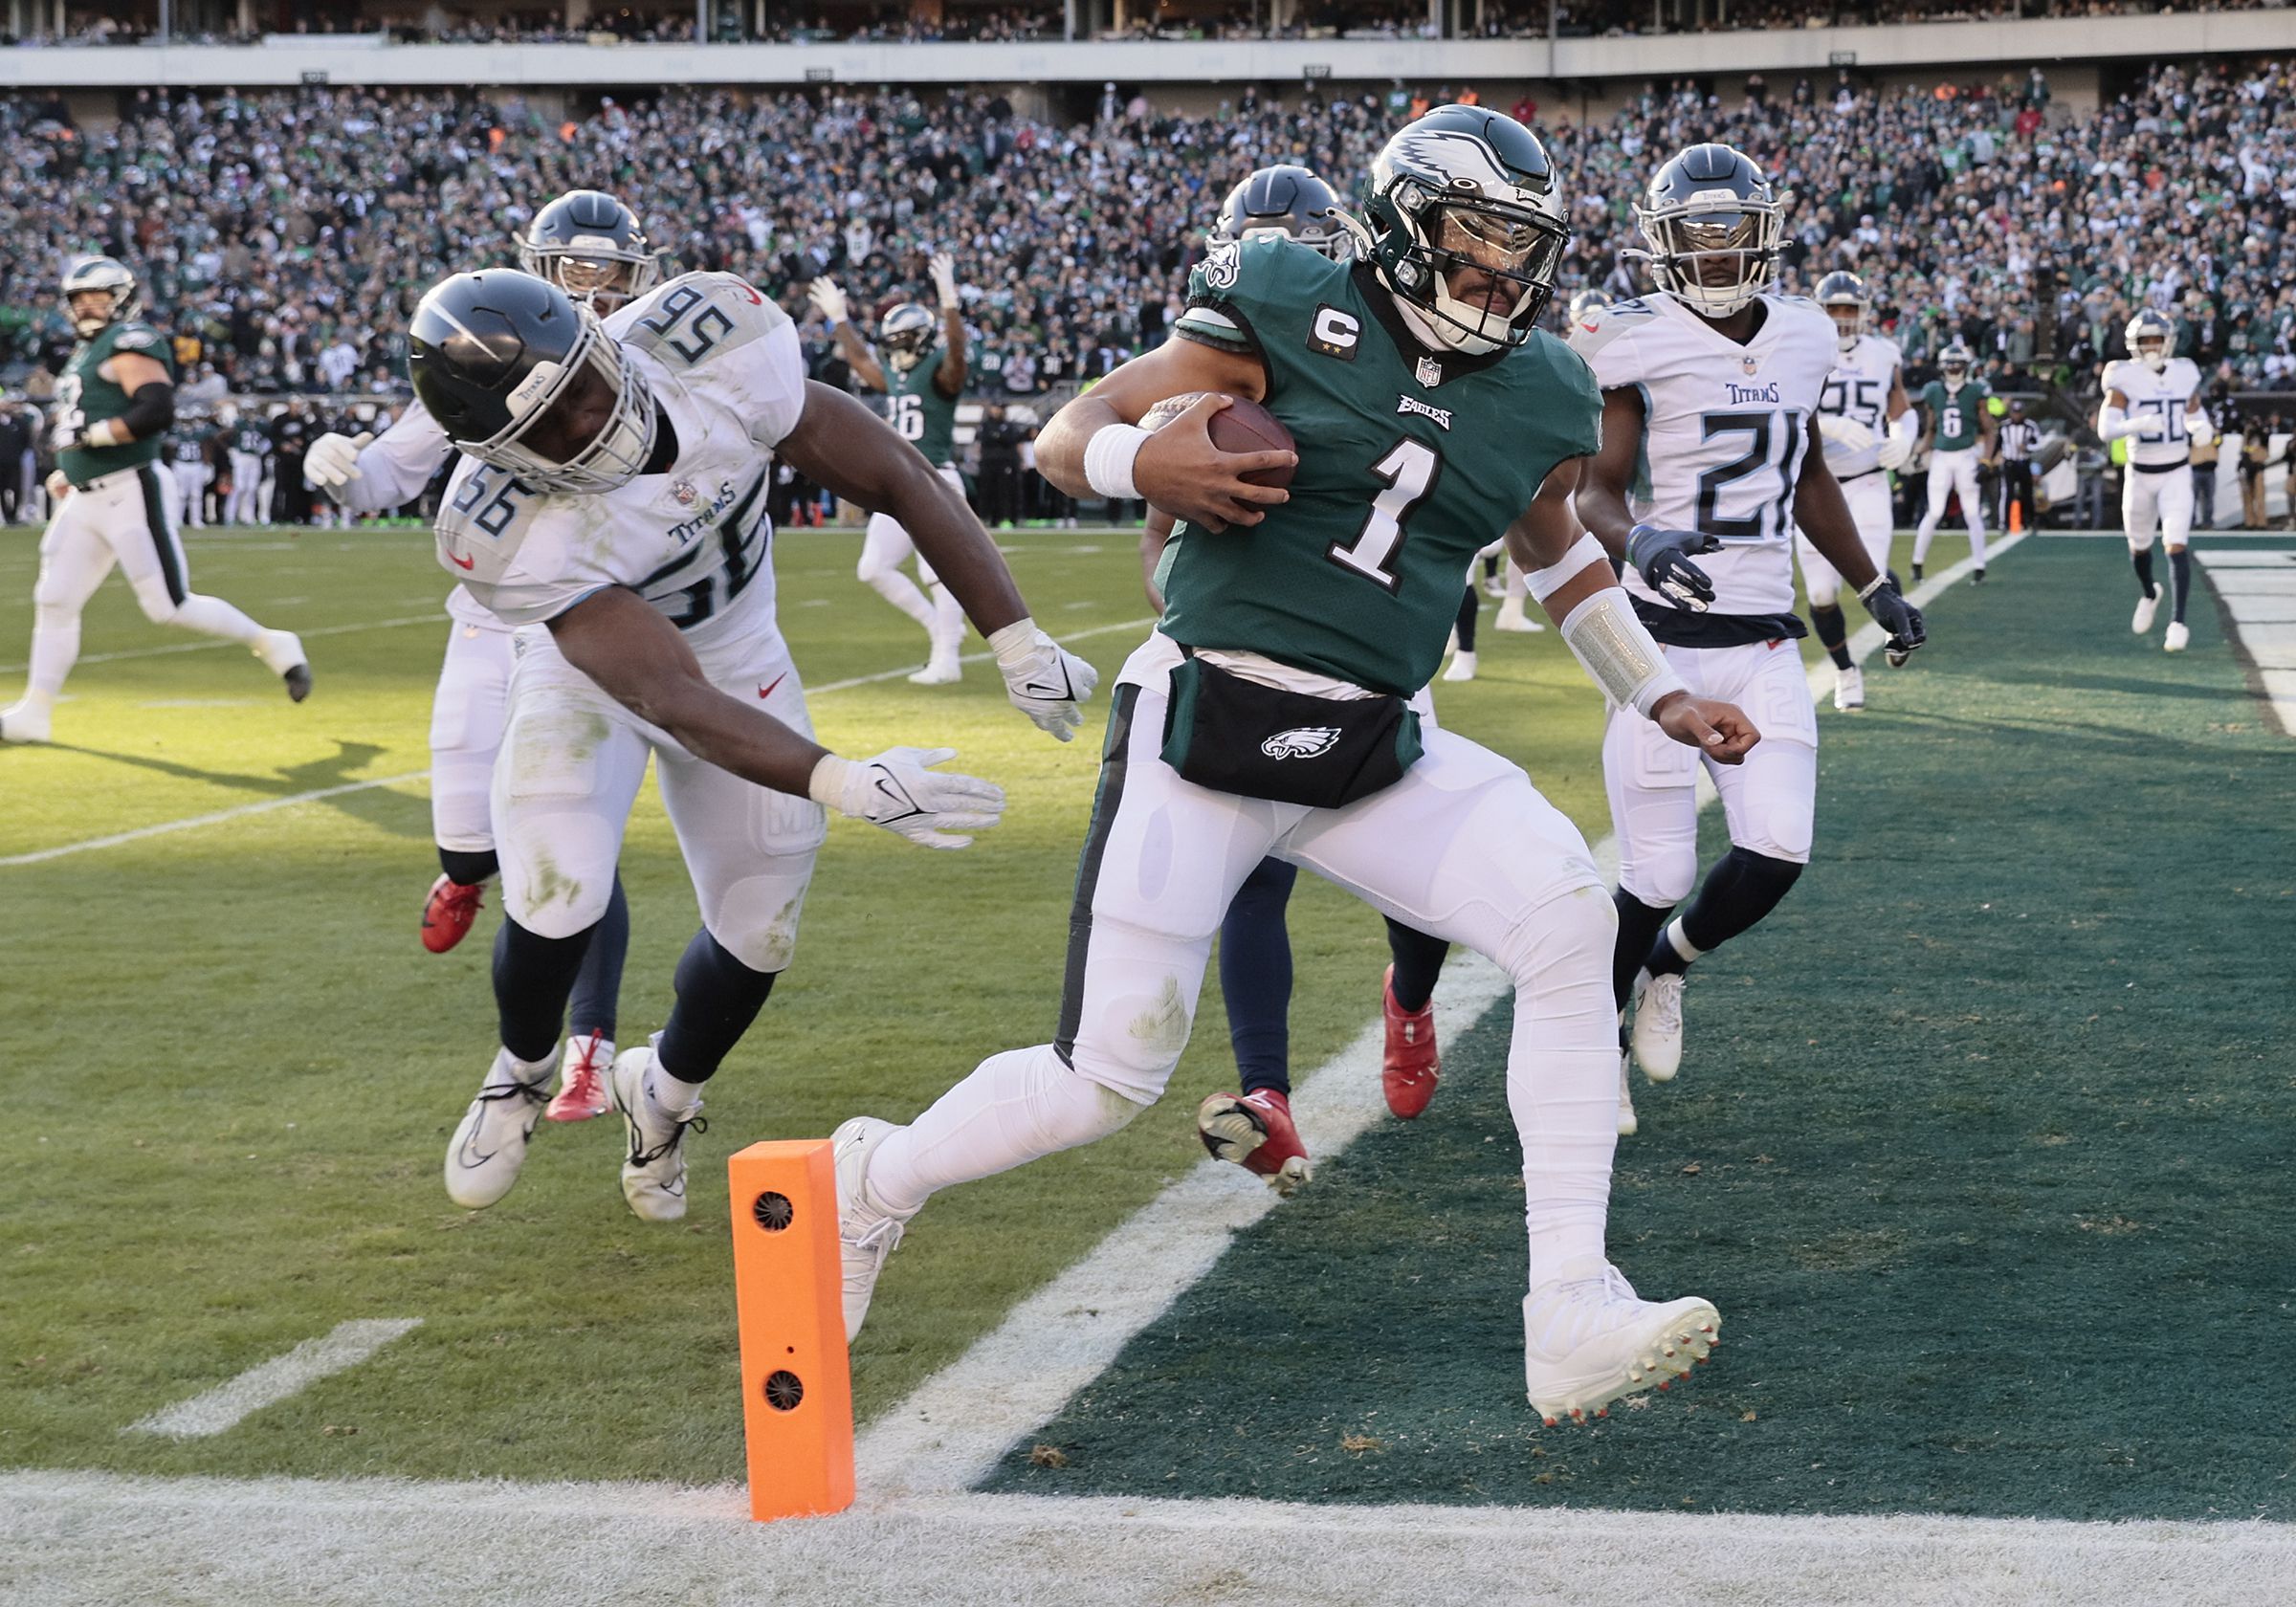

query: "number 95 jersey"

left=435, top=272, right=807, bottom=660
left=1571, top=293, right=1837, bottom=620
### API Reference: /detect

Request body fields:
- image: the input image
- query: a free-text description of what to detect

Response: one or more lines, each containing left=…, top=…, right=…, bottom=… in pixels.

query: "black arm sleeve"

left=117, top=381, right=175, bottom=440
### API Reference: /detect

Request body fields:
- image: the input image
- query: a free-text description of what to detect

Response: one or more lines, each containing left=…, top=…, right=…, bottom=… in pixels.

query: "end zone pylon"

left=727, top=1139, right=854, bottom=1521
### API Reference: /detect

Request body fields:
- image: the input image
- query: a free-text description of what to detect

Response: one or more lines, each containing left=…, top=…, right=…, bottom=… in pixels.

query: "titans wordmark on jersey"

left=1818, top=333, right=1903, bottom=479
left=1571, top=292, right=1837, bottom=620
left=435, top=272, right=807, bottom=657
left=2103, top=357, right=2204, bottom=469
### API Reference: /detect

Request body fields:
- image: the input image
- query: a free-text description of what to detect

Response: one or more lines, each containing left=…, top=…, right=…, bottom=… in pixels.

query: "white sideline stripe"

left=3, top=1472, right=2287, bottom=1607
left=807, top=613, right=1154, bottom=694
left=2196, top=547, right=2296, bottom=736
left=858, top=538, right=2020, bottom=1498
left=0, top=771, right=433, bottom=868
left=0, top=611, right=449, bottom=675
left=122, top=1320, right=423, bottom=1440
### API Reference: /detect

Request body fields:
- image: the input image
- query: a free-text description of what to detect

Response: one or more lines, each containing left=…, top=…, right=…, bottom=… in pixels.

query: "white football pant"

left=1796, top=473, right=1894, bottom=609
left=857, top=464, right=965, bottom=644
left=2122, top=464, right=2195, bottom=552
left=169, top=462, right=212, bottom=529
left=429, top=615, right=516, bottom=854
left=225, top=451, right=267, bottom=524
left=1913, top=447, right=1987, bottom=569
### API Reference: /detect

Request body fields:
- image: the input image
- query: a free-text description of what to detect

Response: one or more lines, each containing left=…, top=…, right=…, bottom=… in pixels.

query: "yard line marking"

left=0, top=612, right=449, bottom=675
left=0, top=772, right=431, bottom=868
left=858, top=537, right=2017, bottom=1497
left=121, top=1320, right=423, bottom=1440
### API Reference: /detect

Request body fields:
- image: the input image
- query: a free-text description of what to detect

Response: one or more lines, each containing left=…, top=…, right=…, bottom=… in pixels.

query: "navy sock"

left=1655, top=848, right=1806, bottom=972
left=493, top=916, right=594, bottom=1064
left=439, top=846, right=499, bottom=888
left=1613, top=890, right=1674, bottom=1010
left=1384, top=919, right=1448, bottom=1014
left=1455, top=584, right=1479, bottom=653
left=567, top=872, right=629, bottom=1042
left=2132, top=547, right=2158, bottom=598
left=656, top=929, right=779, bottom=1084
left=1220, top=856, right=1298, bottom=1097
left=1810, top=601, right=1855, bottom=671
left=2169, top=547, right=2193, bottom=624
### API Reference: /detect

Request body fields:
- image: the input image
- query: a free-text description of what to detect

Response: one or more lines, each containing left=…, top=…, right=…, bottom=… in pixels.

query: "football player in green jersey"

left=1911, top=341, right=1996, bottom=582
left=2, top=256, right=307, bottom=744
left=809, top=253, right=972, bottom=684
left=830, top=108, right=1758, bottom=1426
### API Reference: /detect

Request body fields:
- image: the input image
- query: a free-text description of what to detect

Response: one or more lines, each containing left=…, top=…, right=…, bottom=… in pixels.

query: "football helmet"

left=1633, top=144, right=1787, bottom=319
left=1815, top=270, right=1870, bottom=353
left=2125, top=308, right=2175, bottom=372
left=408, top=270, right=658, bottom=495
left=1360, top=104, right=1570, bottom=355
left=1937, top=341, right=1976, bottom=387
left=517, top=190, right=661, bottom=316
left=1209, top=165, right=1354, bottom=260
left=878, top=303, right=938, bottom=373
left=1566, top=288, right=1613, bottom=325
left=61, top=254, right=139, bottom=338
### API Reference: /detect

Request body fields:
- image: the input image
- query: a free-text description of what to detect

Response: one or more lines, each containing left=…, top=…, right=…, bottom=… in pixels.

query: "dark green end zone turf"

left=982, top=539, right=2296, bottom=1520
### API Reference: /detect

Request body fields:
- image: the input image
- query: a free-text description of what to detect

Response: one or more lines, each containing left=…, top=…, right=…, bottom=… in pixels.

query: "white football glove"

left=928, top=252, right=960, bottom=310
left=305, top=430, right=371, bottom=490
left=808, top=747, right=1005, bottom=851
left=1876, top=415, right=1917, bottom=471
left=988, top=617, right=1099, bottom=742
left=44, top=470, right=71, bottom=505
left=807, top=277, right=850, bottom=327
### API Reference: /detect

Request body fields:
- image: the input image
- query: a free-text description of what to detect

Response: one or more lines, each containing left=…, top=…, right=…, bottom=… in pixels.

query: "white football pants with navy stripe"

left=20, top=464, right=274, bottom=701
left=2122, top=464, right=2195, bottom=551
left=862, top=631, right=1627, bottom=1286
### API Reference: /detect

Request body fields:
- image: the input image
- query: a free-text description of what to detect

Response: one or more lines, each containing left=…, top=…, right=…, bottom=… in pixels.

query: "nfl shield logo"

left=1740, top=356, right=1759, bottom=376
left=1415, top=356, right=1443, bottom=388
left=672, top=480, right=698, bottom=506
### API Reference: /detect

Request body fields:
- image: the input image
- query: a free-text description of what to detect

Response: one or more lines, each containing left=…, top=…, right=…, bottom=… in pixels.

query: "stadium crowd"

left=0, top=56, right=2293, bottom=414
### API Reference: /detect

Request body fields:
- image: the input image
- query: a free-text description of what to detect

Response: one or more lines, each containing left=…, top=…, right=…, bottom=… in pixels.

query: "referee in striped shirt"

left=1997, top=401, right=2041, bottom=531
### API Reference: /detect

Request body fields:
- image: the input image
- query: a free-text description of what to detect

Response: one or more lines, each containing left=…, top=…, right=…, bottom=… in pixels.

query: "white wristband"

left=1557, top=587, right=1689, bottom=716
left=1083, top=423, right=1150, bottom=501
left=806, top=753, right=859, bottom=813
left=1527, top=532, right=1608, bottom=605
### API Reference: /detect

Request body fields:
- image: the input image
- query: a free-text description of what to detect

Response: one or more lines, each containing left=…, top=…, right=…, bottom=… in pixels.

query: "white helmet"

left=62, top=254, right=140, bottom=338
left=2125, top=308, right=2175, bottom=373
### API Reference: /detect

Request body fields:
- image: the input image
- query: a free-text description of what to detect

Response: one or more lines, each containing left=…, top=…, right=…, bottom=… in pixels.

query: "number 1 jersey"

left=1572, top=291, right=1836, bottom=622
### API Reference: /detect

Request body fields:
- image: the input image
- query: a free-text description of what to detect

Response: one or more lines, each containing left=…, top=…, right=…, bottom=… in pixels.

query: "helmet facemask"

left=1384, top=183, right=1566, bottom=355
left=2136, top=336, right=2169, bottom=373
left=519, top=236, right=660, bottom=319
left=462, top=309, right=658, bottom=495
left=1635, top=195, right=1783, bottom=319
left=1938, top=347, right=1974, bottom=390
left=1823, top=299, right=1866, bottom=355
left=879, top=305, right=937, bottom=373
left=62, top=258, right=140, bottom=339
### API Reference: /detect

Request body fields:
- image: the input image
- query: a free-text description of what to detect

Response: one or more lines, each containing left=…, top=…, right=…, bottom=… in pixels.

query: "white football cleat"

left=2131, top=588, right=2160, bottom=635
left=1632, top=971, right=1686, bottom=1083
left=1492, top=598, right=1545, bottom=633
left=0, top=693, right=53, bottom=744
left=2164, top=621, right=2190, bottom=652
left=832, top=1116, right=917, bottom=1340
left=1442, top=649, right=1477, bottom=683
left=609, top=1046, right=705, bottom=1222
left=1523, top=1255, right=1719, bottom=1425
left=906, top=652, right=962, bottom=687
left=1833, top=664, right=1866, bottom=712
left=444, top=1046, right=558, bottom=1208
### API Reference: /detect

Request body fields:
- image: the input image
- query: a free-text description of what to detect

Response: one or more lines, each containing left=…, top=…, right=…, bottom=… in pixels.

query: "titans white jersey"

left=1572, top=291, right=1838, bottom=619
left=2102, top=357, right=2204, bottom=469
left=1817, top=333, right=1903, bottom=479
left=338, top=398, right=498, bottom=627
left=436, top=272, right=807, bottom=659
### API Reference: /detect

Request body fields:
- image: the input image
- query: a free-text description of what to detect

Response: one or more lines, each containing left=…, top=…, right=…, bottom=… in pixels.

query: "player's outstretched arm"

left=546, top=584, right=1004, bottom=848
left=930, top=253, right=967, bottom=399
left=1795, top=417, right=1924, bottom=660
left=809, top=278, right=887, bottom=392
left=780, top=380, right=1098, bottom=741
left=1037, top=338, right=1293, bottom=533
left=309, top=403, right=452, bottom=513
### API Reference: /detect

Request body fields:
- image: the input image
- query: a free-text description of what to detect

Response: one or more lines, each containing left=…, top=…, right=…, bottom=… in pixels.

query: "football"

left=1141, top=392, right=1296, bottom=488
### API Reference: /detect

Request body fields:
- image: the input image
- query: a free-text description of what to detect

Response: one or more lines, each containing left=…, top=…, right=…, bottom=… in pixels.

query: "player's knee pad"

left=1623, top=838, right=1699, bottom=908
left=1806, top=570, right=1843, bottom=609
left=1491, top=882, right=1617, bottom=1012
left=502, top=863, right=617, bottom=941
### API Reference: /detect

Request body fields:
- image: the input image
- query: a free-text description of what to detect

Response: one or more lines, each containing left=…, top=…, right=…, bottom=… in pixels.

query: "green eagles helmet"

left=62, top=254, right=140, bottom=338
left=878, top=303, right=938, bottom=373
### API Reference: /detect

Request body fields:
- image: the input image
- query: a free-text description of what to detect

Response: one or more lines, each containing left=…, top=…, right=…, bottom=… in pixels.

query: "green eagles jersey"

left=1161, top=237, right=1601, bottom=695
left=1920, top=379, right=1990, bottom=452
left=886, top=353, right=959, bottom=468
left=55, top=320, right=173, bottom=486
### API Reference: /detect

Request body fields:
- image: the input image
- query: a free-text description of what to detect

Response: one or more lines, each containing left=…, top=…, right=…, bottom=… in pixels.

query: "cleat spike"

left=1658, top=1379, right=1671, bottom=1391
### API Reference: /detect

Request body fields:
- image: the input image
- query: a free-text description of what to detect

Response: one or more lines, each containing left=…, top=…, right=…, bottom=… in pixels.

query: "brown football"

left=1141, top=393, right=1296, bottom=488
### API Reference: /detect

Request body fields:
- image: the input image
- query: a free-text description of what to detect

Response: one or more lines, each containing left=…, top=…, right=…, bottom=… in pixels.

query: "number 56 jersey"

left=1571, top=292, right=1837, bottom=621
left=435, top=272, right=807, bottom=668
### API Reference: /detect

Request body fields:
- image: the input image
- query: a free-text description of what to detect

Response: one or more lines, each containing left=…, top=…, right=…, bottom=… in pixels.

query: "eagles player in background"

left=833, top=108, right=1755, bottom=1426
left=165, top=409, right=215, bottom=529
left=2097, top=309, right=2212, bottom=652
left=221, top=405, right=272, bottom=526
left=1805, top=272, right=1916, bottom=711
left=408, top=265, right=1093, bottom=1223
left=1, top=255, right=309, bottom=744
left=808, top=255, right=972, bottom=685
left=1911, top=341, right=1996, bottom=583
left=1573, top=144, right=1925, bottom=1108
left=306, top=188, right=659, bottom=1122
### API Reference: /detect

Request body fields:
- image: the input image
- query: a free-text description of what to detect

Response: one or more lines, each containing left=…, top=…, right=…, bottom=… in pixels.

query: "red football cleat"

left=1195, top=1089, right=1313, bottom=1197
left=1381, top=963, right=1441, bottom=1118
left=422, top=873, right=487, bottom=954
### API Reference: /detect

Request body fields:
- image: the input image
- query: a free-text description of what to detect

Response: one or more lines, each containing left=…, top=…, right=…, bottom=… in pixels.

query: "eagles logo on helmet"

left=878, top=303, right=938, bottom=373
left=61, top=254, right=140, bottom=339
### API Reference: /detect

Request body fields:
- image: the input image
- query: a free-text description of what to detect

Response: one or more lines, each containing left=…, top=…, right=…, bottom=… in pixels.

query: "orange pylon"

left=2008, top=498, right=2024, bottom=535
left=726, top=1140, right=854, bottom=1521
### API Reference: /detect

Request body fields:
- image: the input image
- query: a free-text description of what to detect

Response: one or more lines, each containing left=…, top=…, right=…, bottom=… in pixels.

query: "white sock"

left=928, top=583, right=964, bottom=653
left=869, top=1045, right=1141, bottom=1216
left=1966, top=516, right=1989, bottom=565
left=864, top=568, right=938, bottom=632
left=648, top=1051, right=709, bottom=1114
left=170, top=592, right=268, bottom=647
left=1504, top=559, right=1528, bottom=602
left=494, top=1045, right=558, bottom=1088
left=1503, top=946, right=1621, bottom=1286
left=1661, top=919, right=1704, bottom=964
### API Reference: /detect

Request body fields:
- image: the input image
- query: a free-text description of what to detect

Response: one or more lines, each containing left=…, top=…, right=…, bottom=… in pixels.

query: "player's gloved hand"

left=1625, top=522, right=1721, bottom=611
left=806, top=277, right=849, bottom=328
left=305, top=431, right=371, bottom=490
left=1875, top=434, right=1915, bottom=471
left=808, top=747, right=1005, bottom=850
left=1860, top=575, right=1926, bottom=666
left=928, top=252, right=960, bottom=311
left=989, top=616, right=1099, bottom=742
left=44, top=470, right=71, bottom=505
